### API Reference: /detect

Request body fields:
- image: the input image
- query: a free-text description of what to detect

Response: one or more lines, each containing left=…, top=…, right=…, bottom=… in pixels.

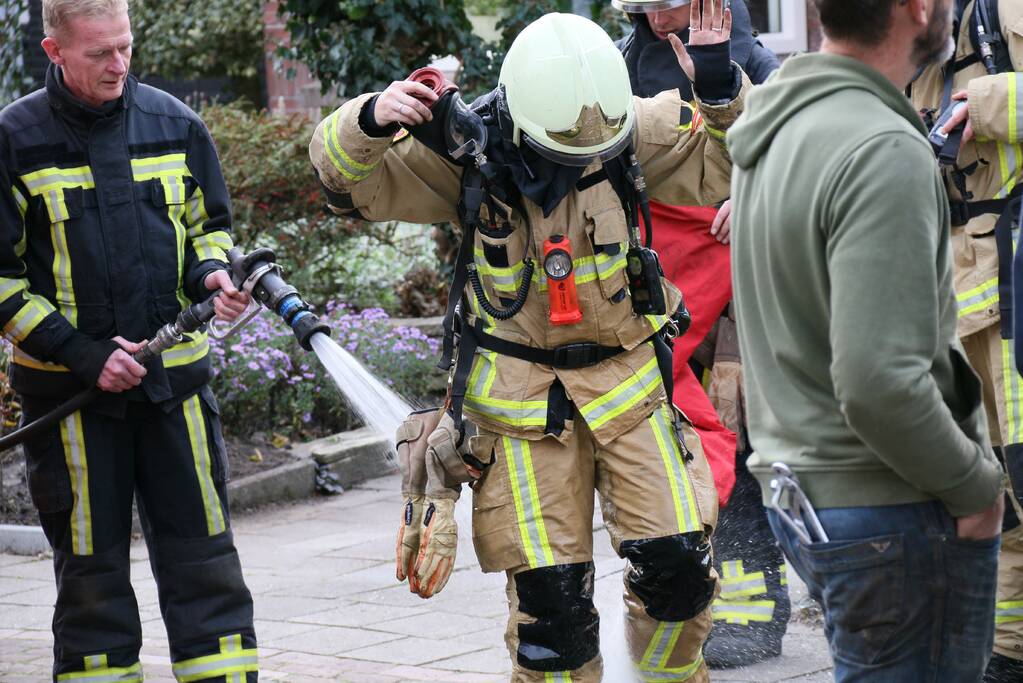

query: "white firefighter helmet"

left=610, top=0, right=693, bottom=12
left=498, top=13, right=635, bottom=167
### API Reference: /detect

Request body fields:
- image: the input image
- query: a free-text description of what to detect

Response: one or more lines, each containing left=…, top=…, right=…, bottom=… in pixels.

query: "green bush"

left=0, top=0, right=32, bottom=104
left=130, top=0, right=264, bottom=104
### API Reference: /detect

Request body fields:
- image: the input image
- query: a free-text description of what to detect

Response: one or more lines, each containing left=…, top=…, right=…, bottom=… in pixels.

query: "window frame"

left=749, top=0, right=808, bottom=55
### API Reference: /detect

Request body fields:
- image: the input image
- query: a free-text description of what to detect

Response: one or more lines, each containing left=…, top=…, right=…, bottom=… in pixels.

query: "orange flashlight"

left=543, top=235, right=583, bottom=326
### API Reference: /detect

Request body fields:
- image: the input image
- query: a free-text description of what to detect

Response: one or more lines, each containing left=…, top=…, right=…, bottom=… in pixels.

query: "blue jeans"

left=768, top=501, right=999, bottom=683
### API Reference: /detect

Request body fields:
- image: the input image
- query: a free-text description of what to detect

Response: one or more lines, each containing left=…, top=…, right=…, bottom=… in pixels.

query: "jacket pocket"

left=142, top=178, right=187, bottom=295
left=585, top=205, right=630, bottom=303
left=470, top=431, right=528, bottom=572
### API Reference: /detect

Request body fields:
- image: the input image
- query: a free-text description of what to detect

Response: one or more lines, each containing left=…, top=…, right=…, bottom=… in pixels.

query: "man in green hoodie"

left=729, top=0, right=1005, bottom=679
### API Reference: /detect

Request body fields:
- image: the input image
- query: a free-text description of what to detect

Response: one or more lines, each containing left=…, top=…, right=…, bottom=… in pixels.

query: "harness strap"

left=996, top=193, right=1023, bottom=339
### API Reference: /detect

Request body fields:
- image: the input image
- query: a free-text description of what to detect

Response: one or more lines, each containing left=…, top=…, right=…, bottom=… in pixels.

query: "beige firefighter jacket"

left=310, top=75, right=749, bottom=444
left=911, top=0, right=1023, bottom=338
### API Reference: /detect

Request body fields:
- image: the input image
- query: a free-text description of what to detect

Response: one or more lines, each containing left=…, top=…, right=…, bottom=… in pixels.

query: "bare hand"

left=955, top=494, right=1004, bottom=542
left=204, top=269, right=251, bottom=322
left=97, top=336, right=147, bottom=392
left=711, top=199, right=733, bottom=244
left=943, top=90, right=974, bottom=144
left=375, top=80, right=438, bottom=128
left=668, top=0, right=733, bottom=82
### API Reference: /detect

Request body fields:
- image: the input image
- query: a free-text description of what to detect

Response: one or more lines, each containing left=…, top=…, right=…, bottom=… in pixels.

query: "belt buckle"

left=949, top=200, right=970, bottom=227
left=553, top=343, right=600, bottom=368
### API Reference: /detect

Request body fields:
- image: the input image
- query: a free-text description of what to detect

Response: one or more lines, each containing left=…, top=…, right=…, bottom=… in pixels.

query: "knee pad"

left=514, top=562, right=600, bottom=672
left=149, top=531, right=255, bottom=650
left=53, top=542, right=142, bottom=661
left=621, top=531, right=715, bottom=622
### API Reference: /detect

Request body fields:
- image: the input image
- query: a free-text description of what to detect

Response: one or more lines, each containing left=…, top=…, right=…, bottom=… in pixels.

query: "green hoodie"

left=727, top=53, right=1003, bottom=517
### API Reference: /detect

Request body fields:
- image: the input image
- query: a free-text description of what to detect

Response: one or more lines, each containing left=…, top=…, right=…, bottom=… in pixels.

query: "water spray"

left=0, top=247, right=330, bottom=452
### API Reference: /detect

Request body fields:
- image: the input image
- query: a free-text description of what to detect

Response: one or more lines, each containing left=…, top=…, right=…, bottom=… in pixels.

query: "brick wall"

left=262, top=0, right=330, bottom=118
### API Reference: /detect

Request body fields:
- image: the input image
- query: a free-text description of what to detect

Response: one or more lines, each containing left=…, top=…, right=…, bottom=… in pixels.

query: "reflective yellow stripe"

left=190, top=231, right=232, bottom=262
left=323, top=111, right=377, bottom=182
left=12, top=185, right=28, bottom=257
left=469, top=349, right=498, bottom=399
left=3, top=297, right=57, bottom=343
left=182, top=395, right=226, bottom=535
left=464, top=394, right=548, bottom=428
left=0, top=277, right=28, bottom=305
left=19, top=166, right=95, bottom=195
left=640, top=620, right=685, bottom=671
left=57, top=657, right=142, bottom=683
left=704, top=125, right=726, bottom=141
left=996, top=600, right=1023, bottom=624
left=957, top=277, right=1000, bottom=318
left=503, top=436, right=555, bottom=569
left=60, top=411, right=92, bottom=556
left=49, top=212, right=76, bottom=327
left=130, top=153, right=188, bottom=182
left=12, top=346, right=70, bottom=372
left=186, top=187, right=210, bottom=232
left=649, top=405, right=702, bottom=534
left=1003, top=339, right=1023, bottom=444
left=544, top=672, right=572, bottom=682
left=780, top=564, right=788, bottom=586
left=580, top=356, right=661, bottom=431
left=718, top=560, right=768, bottom=599
left=163, top=333, right=210, bottom=368
left=638, top=654, right=704, bottom=682
left=995, top=142, right=1022, bottom=200
left=172, top=633, right=257, bottom=683
left=712, top=599, right=776, bottom=624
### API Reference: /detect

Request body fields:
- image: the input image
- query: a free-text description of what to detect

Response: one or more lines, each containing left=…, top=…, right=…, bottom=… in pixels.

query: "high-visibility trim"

left=594, top=247, right=628, bottom=282
left=49, top=206, right=77, bottom=327
left=12, top=185, right=28, bottom=257
left=957, top=277, right=999, bottom=318
left=464, top=394, right=548, bottom=428
left=130, top=153, right=188, bottom=182
left=580, top=356, right=662, bottom=431
left=712, top=599, right=776, bottom=624
left=995, top=142, right=1022, bottom=200
left=718, top=560, right=768, bottom=599
left=3, top=296, right=57, bottom=343
left=60, top=411, right=92, bottom=556
left=1002, top=339, right=1023, bottom=444
left=13, top=346, right=70, bottom=372
left=473, top=249, right=531, bottom=293
left=323, top=111, right=377, bottom=182
left=704, top=125, right=727, bottom=142
left=544, top=673, right=573, bottom=682
left=19, top=166, right=95, bottom=195
left=172, top=633, right=257, bottom=683
left=996, top=600, right=1023, bottom=624
left=780, top=564, right=788, bottom=586
left=649, top=405, right=702, bottom=534
left=466, top=289, right=496, bottom=332
left=0, top=277, right=28, bottom=305
left=637, top=654, right=704, bottom=682
left=641, top=620, right=686, bottom=671
left=186, top=187, right=210, bottom=233
left=182, top=395, right=226, bottom=536
left=57, top=655, right=142, bottom=683
left=190, top=231, right=232, bottom=263
left=503, top=436, right=555, bottom=569
left=469, top=349, right=499, bottom=400
left=163, top=333, right=210, bottom=368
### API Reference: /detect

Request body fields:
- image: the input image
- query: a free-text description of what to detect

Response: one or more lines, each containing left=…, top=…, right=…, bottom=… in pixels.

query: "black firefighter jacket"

left=0, top=65, right=233, bottom=405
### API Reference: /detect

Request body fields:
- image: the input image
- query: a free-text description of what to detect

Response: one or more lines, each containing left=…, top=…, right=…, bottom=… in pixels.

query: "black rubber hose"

left=0, top=386, right=99, bottom=452
left=467, top=259, right=534, bottom=320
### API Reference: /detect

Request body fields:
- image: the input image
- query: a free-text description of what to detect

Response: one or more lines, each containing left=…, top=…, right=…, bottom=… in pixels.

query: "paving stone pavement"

left=0, top=473, right=833, bottom=682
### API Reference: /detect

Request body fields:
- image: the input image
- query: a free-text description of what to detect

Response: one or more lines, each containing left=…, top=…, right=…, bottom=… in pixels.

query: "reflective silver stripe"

left=719, top=575, right=767, bottom=599
left=996, top=603, right=1023, bottom=622
left=323, top=111, right=376, bottom=181
left=135, top=158, right=188, bottom=176
left=0, top=277, right=27, bottom=305
left=581, top=359, right=661, bottom=426
left=504, top=436, right=555, bottom=568
left=57, top=663, right=143, bottom=683
left=594, top=247, right=627, bottom=279
left=61, top=412, right=91, bottom=556
left=183, top=396, right=226, bottom=535
left=463, top=395, right=548, bottom=427
left=711, top=600, right=775, bottom=622
left=21, top=169, right=94, bottom=192
left=957, top=282, right=999, bottom=313
left=638, top=655, right=704, bottom=682
left=172, top=653, right=258, bottom=682
left=643, top=622, right=684, bottom=671
left=649, top=406, right=701, bottom=533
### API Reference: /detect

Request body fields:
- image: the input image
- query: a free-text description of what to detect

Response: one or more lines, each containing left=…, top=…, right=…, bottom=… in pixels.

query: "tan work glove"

left=412, top=413, right=477, bottom=598
left=394, top=408, right=443, bottom=587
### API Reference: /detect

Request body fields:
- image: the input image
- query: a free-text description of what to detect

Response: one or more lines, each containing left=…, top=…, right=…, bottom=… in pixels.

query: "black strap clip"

left=950, top=199, right=971, bottom=227
left=552, top=343, right=602, bottom=368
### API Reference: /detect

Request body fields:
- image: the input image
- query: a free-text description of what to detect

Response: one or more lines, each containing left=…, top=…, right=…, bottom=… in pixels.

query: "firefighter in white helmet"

left=311, top=7, right=750, bottom=681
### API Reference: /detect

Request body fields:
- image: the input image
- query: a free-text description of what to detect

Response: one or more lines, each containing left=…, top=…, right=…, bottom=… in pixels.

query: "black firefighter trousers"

left=21, top=387, right=257, bottom=682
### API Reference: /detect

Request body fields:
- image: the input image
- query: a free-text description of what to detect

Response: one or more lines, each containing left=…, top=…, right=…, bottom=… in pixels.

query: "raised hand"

left=668, top=0, right=733, bottom=82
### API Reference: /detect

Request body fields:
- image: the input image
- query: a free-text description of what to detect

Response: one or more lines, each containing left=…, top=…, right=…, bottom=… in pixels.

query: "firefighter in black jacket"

left=0, top=1, right=258, bottom=680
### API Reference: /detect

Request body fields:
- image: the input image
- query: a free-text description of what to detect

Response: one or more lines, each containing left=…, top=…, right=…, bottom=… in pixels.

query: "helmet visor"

left=546, top=103, right=628, bottom=150
left=611, top=0, right=692, bottom=13
left=523, top=122, right=634, bottom=168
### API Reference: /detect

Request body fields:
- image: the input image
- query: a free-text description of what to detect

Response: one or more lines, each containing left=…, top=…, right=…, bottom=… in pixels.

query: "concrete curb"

left=227, top=427, right=395, bottom=511
left=0, top=523, right=49, bottom=556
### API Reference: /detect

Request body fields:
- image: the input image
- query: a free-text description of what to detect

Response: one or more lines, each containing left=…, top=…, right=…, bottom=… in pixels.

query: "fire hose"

left=0, top=247, right=329, bottom=452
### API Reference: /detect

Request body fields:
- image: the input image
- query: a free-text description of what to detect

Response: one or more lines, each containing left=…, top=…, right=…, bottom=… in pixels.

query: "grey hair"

left=42, top=0, right=130, bottom=37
